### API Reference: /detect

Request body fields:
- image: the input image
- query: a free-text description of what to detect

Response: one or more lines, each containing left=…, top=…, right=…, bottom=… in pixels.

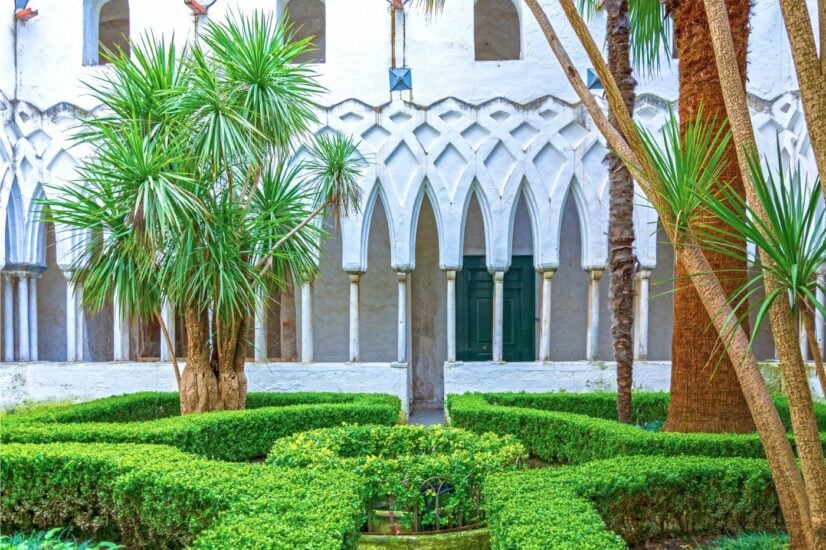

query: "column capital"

left=445, top=269, right=457, bottom=281
left=637, top=269, right=652, bottom=280
left=493, top=271, right=506, bottom=282
left=347, top=272, right=362, bottom=283
left=396, top=271, right=410, bottom=282
left=538, top=268, right=557, bottom=280
left=588, top=269, right=604, bottom=281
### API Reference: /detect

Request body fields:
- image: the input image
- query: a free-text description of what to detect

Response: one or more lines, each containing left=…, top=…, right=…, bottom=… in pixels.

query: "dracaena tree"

left=43, top=12, right=365, bottom=414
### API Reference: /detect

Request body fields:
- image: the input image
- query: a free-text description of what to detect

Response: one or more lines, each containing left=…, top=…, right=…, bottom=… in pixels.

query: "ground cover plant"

left=267, top=425, right=526, bottom=533
left=0, top=392, right=400, bottom=461
left=0, top=529, right=122, bottom=550
left=447, top=392, right=826, bottom=464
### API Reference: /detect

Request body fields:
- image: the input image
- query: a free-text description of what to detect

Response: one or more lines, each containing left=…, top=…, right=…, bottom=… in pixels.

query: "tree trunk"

left=280, top=273, right=298, bottom=361
left=664, top=0, right=755, bottom=433
left=179, top=307, right=248, bottom=413
left=605, top=0, right=637, bottom=424
left=697, top=0, right=826, bottom=543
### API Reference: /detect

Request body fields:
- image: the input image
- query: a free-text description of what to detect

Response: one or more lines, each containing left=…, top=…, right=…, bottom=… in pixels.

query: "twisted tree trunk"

left=605, top=0, right=637, bottom=424
left=180, top=307, right=248, bottom=413
left=664, top=0, right=755, bottom=433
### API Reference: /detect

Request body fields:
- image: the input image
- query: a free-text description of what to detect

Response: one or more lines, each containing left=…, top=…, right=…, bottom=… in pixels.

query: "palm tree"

left=42, top=13, right=365, bottom=413
left=660, top=0, right=755, bottom=434
left=578, top=0, right=671, bottom=423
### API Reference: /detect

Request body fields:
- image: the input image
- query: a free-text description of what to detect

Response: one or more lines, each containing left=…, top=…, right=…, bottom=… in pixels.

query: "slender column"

left=586, top=269, right=603, bottom=361
left=300, top=281, right=313, bottom=362
left=816, top=267, right=825, bottom=359
left=254, top=291, right=267, bottom=362
left=446, top=270, right=457, bottom=362
left=800, top=315, right=809, bottom=360
left=65, top=272, right=77, bottom=361
left=348, top=272, right=361, bottom=362
left=160, top=301, right=176, bottom=361
left=538, top=269, right=555, bottom=362
left=3, top=274, right=14, bottom=361
left=75, top=284, right=85, bottom=361
left=634, top=270, right=651, bottom=361
left=17, top=273, right=30, bottom=361
left=113, top=292, right=129, bottom=361
left=396, top=272, right=408, bottom=363
left=28, top=274, right=38, bottom=361
left=492, top=271, right=505, bottom=362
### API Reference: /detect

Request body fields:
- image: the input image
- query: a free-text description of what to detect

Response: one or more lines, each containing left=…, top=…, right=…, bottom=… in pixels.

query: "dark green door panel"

left=456, top=256, right=535, bottom=361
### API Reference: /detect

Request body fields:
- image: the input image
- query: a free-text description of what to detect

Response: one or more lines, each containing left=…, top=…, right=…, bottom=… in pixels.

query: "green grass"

left=703, top=532, right=789, bottom=549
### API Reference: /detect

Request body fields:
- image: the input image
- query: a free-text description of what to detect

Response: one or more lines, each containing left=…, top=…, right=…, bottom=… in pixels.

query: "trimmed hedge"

left=268, top=425, right=526, bottom=531
left=447, top=392, right=826, bottom=463
left=1, top=392, right=400, bottom=461
left=484, top=456, right=782, bottom=549
left=1, top=443, right=362, bottom=549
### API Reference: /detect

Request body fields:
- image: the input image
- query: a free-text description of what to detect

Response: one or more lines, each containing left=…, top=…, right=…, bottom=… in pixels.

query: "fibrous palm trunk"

left=605, top=0, right=637, bottom=424
left=180, top=307, right=248, bottom=413
left=663, top=0, right=755, bottom=433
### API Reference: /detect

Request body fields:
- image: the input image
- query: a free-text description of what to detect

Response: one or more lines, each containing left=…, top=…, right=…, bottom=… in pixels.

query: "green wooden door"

left=456, top=256, right=535, bottom=361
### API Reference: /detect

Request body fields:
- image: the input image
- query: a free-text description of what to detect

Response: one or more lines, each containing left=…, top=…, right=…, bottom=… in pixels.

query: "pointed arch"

left=552, top=178, right=591, bottom=270
left=507, top=181, right=541, bottom=267
left=26, top=185, right=47, bottom=266
left=4, top=181, right=24, bottom=265
left=84, top=0, right=130, bottom=66
left=459, top=182, right=496, bottom=271
left=408, top=180, right=445, bottom=271
left=359, top=184, right=396, bottom=272
left=281, top=0, right=326, bottom=64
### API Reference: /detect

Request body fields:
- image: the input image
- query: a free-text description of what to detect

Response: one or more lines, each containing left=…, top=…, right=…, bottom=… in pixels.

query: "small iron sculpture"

left=15, top=0, right=38, bottom=21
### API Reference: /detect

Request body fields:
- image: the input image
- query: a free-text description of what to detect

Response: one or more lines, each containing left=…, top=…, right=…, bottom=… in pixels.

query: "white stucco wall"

left=2, top=360, right=820, bottom=411
left=0, top=361, right=411, bottom=413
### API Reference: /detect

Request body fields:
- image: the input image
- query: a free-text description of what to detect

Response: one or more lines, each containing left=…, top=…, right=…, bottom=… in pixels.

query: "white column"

left=254, top=291, right=267, bottom=362
left=28, top=274, right=38, bottom=361
left=300, top=281, right=313, bottom=362
left=538, top=269, right=554, bottom=362
left=396, top=272, right=408, bottom=363
left=65, top=272, right=77, bottom=361
left=492, top=271, right=505, bottom=363
left=634, top=270, right=651, bottom=361
left=816, top=267, right=825, bottom=359
left=17, top=273, right=30, bottom=361
left=3, top=274, right=14, bottom=361
left=800, top=315, right=809, bottom=360
left=160, top=301, right=176, bottom=361
left=113, top=292, right=129, bottom=361
left=586, top=269, right=603, bottom=361
left=75, top=284, right=85, bottom=361
left=446, top=270, right=457, bottom=363
left=348, top=272, right=361, bottom=362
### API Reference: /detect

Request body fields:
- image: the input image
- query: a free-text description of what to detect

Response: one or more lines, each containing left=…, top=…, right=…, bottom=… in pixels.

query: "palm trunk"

left=605, top=0, right=637, bottom=424
left=179, top=306, right=248, bottom=413
left=521, top=0, right=815, bottom=544
left=663, top=0, right=755, bottom=434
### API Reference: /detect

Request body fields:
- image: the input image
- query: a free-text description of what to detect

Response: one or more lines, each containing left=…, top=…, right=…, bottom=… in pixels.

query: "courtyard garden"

left=2, top=390, right=824, bottom=548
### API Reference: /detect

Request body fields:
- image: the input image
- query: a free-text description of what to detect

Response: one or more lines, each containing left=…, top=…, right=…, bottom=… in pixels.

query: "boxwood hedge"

left=485, top=456, right=782, bottom=549
left=1, top=392, right=401, bottom=461
left=0, top=443, right=362, bottom=549
left=447, top=392, right=826, bottom=463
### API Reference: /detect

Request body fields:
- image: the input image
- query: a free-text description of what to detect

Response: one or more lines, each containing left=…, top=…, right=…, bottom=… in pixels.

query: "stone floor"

left=408, top=408, right=446, bottom=426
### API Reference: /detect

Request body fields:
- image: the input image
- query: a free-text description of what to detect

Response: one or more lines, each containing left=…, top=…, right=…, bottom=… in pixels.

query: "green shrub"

left=267, top=425, right=526, bottom=531
left=484, top=456, right=782, bottom=549
left=703, top=532, right=789, bottom=549
left=1, top=392, right=400, bottom=461
left=0, top=443, right=362, bottom=549
left=447, top=393, right=826, bottom=463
